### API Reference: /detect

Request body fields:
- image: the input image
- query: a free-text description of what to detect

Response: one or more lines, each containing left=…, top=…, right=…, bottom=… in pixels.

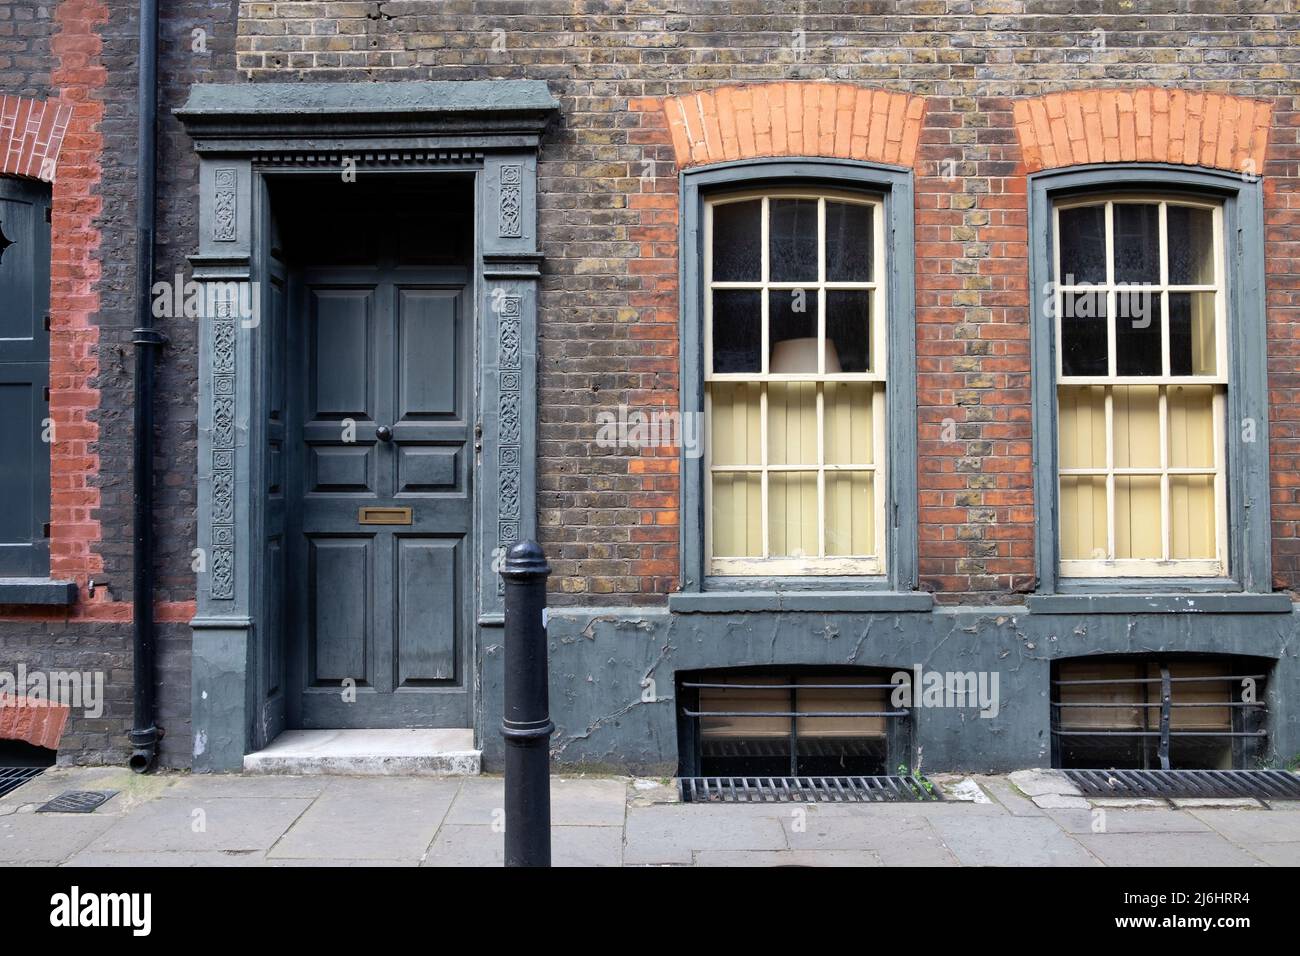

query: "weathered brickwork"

left=230, top=1, right=1300, bottom=603
left=6, top=1, right=1300, bottom=764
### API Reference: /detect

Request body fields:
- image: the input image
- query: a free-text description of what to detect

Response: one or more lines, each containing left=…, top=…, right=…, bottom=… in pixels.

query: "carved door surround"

left=178, top=81, right=557, bottom=770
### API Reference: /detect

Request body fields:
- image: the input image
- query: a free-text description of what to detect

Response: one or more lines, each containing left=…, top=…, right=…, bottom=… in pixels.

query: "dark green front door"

left=287, top=256, right=472, bottom=729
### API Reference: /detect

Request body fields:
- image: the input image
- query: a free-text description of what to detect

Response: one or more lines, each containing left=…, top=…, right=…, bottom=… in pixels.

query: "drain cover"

left=680, top=775, right=942, bottom=803
left=1064, top=769, right=1300, bottom=800
left=36, top=789, right=118, bottom=813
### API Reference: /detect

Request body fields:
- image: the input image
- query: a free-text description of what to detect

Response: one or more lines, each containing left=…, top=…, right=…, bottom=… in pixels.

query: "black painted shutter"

left=0, top=177, right=52, bottom=576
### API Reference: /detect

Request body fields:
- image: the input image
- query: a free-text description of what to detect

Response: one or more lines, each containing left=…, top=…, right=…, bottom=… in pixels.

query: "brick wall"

left=231, top=1, right=1300, bottom=604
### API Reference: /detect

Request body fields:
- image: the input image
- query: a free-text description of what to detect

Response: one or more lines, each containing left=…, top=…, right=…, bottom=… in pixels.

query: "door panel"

left=288, top=261, right=472, bottom=729
left=396, top=537, right=460, bottom=683
left=309, top=536, right=372, bottom=685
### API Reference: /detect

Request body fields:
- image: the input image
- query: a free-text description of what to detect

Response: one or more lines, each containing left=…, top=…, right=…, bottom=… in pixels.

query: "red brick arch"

left=1012, top=89, right=1272, bottom=174
left=656, top=82, right=927, bottom=170
left=0, top=95, right=74, bottom=182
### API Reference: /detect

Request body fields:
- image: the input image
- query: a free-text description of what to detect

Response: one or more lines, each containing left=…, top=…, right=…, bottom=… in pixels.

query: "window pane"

left=711, top=289, right=761, bottom=373
left=825, top=471, right=875, bottom=556
left=712, top=472, right=762, bottom=557
left=1113, top=203, right=1160, bottom=284
left=768, top=471, right=818, bottom=558
left=1061, top=291, right=1107, bottom=376
left=825, top=290, right=870, bottom=373
left=769, top=198, right=818, bottom=282
left=1170, top=474, right=1216, bottom=559
left=1115, top=292, right=1161, bottom=376
left=767, top=383, right=818, bottom=466
left=1058, top=204, right=1106, bottom=285
left=825, top=383, right=875, bottom=465
left=768, top=289, right=818, bottom=372
left=1168, top=384, right=1216, bottom=468
left=1113, top=385, right=1161, bottom=469
left=1060, top=475, right=1107, bottom=560
left=709, top=383, right=761, bottom=466
left=825, top=201, right=873, bottom=281
left=1167, top=204, right=1214, bottom=285
left=1115, top=475, right=1162, bottom=559
left=1169, top=291, right=1216, bottom=376
left=1058, top=385, right=1106, bottom=469
left=711, top=199, right=762, bottom=281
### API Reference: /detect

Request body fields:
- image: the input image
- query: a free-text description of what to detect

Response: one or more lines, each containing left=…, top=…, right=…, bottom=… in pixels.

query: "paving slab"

left=1045, top=807, right=1210, bottom=835
left=0, top=767, right=176, bottom=816
left=784, top=808, right=958, bottom=866
left=1188, top=807, right=1300, bottom=845
left=443, top=776, right=626, bottom=827
left=0, top=812, right=118, bottom=863
left=624, top=805, right=789, bottom=866
left=167, top=773, right=328, bottom=799
left=694, top=849, right=880, bottom=867
left=64, top=849, right=268, bottom=867
left=1077, top=831, right=1268, bottom=867
left=1170, top=797, right=1263, bottom=809
left=928, top=814, right=1100, bottom=866
left=422, top=824, right=622, bottom=867
left=1243, top=843, right=1300, bottom=866
left=1007, top=768, right=1081, bottom=798
left=976, top=775, right=1046, bottom=817
left=268, top=777, right=458, bottom=861
left=86, top=796, right=313, bottom=854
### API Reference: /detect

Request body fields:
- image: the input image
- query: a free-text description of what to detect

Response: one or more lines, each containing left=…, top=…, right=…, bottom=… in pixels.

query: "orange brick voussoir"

left=653, top=82, right=928, bottom=171
left=1013, top=89, right=1273, bottom=175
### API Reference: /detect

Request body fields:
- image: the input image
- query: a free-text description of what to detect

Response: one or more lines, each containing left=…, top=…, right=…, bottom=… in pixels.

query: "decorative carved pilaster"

left=496, top=293, right=523, bottom=593
left=498, top=164, right=523, bottom=238
left=210, top=293, right=237, bottom=599
left=213, top=168, right=237, bottom=242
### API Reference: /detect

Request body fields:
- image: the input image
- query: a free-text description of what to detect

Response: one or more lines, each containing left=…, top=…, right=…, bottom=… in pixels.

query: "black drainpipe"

left=129, top=0, right=161, bottom=773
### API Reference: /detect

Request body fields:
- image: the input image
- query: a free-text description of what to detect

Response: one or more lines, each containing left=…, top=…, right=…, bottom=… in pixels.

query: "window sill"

left=668, top=590, right=933, bottom=614
left=1026, top=592, right=1293, bottom=615
left=0, top=578, right=78, bottom=606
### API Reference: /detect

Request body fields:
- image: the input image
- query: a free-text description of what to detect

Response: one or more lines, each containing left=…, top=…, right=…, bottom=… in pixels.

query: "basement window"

left=1051, top=655, right=1269, bottom=771
left=676, top=666, right=911, bottom=778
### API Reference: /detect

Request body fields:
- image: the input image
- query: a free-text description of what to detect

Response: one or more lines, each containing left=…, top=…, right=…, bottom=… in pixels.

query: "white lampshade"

left=769, top=337, right=841, bottom=374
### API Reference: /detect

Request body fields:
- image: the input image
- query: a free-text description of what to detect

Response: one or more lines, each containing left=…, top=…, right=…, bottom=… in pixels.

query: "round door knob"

left=375, top=425, right=393, bottom=443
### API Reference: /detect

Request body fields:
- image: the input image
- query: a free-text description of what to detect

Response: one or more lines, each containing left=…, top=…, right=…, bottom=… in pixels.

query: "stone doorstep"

left=242, top=729, right=481, bottom=776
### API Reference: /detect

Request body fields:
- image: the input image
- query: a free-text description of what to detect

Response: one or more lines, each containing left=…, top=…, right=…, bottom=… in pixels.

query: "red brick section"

left=626, top=83, right=927, bottom=598
left=0, top=695, right=70, bottom=750
left=915, top=98, right=1034, bottom=602
left=0, top=96, right=74, bottom=182
left=1013, top=89, right=1272, bottom=174
left=1265, top=100, right=1300, bottom=592
left=620, top=96, right=682, bottom=599
left=660, top=82, right=927, bottom=170
left=0, top=0, right=115, bottom=623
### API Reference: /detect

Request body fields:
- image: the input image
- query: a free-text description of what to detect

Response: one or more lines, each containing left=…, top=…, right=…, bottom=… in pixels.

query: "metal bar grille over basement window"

left=676, top=666, right=913, bottom=780
left=1051, top=655, right=1269, bottom=771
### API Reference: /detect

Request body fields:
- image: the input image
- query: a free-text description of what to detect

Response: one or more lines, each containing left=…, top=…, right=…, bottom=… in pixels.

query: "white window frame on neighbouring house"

left=704, top=188, right=888, bottom=576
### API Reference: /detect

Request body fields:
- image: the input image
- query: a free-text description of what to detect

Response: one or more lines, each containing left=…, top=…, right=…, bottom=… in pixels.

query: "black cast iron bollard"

left=500, top=540, right=553, bottom=867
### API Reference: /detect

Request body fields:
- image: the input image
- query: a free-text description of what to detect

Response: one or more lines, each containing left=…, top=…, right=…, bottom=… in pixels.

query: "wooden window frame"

left=1052, top=194, right=1228, bottom=578
left=1029, top=164, right=1272, bottom=598
left=704, top=189, right=887, bottom=576
left=674, top=158, right=919, bottom=601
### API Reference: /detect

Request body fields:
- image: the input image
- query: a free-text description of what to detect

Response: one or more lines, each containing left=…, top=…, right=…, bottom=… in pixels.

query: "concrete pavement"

left=0, top=767, right=1297, bottom=866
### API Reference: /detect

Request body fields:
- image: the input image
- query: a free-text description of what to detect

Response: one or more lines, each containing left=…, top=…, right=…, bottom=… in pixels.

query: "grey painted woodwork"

left=0, top=177, right=52, bottom=579
left=1027, top=164, right=1272, bottom=598
left=178, top=81, right=556, bottom=769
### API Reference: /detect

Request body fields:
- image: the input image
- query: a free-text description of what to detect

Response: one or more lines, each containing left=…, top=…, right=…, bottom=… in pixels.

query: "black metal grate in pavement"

left=679, top=775, right=942, bottom=804
left=36, top=789, right=117, bottom=814
left=0, top=766, right=45, bottom=799
left=1064, top=768, right=1300, bottom=800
